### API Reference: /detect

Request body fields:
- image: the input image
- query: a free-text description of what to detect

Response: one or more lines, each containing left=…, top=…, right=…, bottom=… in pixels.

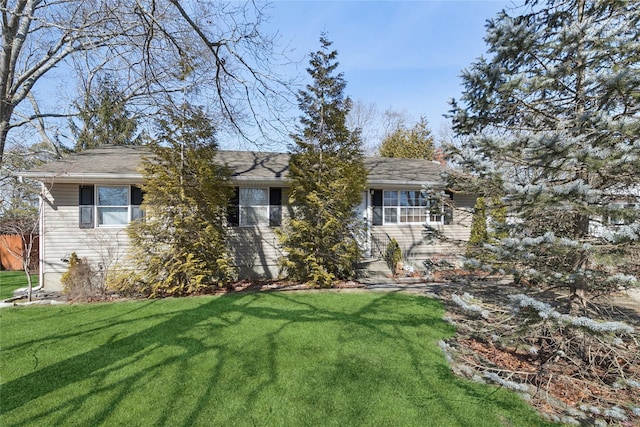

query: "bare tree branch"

left=2, top=0, right=295, bottom=165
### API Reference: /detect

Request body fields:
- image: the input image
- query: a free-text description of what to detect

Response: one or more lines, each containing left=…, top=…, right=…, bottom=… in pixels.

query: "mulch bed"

left=430, top=271, right=640, bottom=426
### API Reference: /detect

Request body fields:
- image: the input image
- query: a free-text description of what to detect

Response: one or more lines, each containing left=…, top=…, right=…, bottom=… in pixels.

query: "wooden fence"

left=0, top=234, right=39, bottom=271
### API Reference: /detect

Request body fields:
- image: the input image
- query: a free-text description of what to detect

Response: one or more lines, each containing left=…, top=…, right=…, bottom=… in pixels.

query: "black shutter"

left=79, top=185, right=94, bottom=228
left=269, top=188, right=282, bottom=226
left=79, top=185, right=94, bottom=205
left=227, top=187, right=239, bottom=226
left=372, top=189, right=383, bottom=226
left=131, top=185, right=144, bottom=205
left=131, top=185, right=145, bottom=221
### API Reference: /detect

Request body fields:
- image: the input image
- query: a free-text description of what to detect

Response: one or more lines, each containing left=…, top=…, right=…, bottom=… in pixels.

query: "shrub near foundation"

left=61, top=252, right=104, bottom=301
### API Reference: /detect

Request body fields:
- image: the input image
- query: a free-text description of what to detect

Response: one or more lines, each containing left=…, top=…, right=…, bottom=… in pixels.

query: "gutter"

left=18, top=172, right=144, bottom=182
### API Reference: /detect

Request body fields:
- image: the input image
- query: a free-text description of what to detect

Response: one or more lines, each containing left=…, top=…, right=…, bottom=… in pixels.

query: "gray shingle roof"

left=364, top=156, right=447, bottom=186
left=20, top=144, right=150, bottom=178
left=20, top=144, right=448, bottom=186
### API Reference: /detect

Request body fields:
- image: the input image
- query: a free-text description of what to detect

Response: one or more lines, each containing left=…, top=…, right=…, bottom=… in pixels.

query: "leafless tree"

left=0, top=210, right=39, bottom=301
left=1, top=0, right=293, bottom=165
left=381, top=108, right=411, bottom=136
left=346, top=99, right=380, bottom=154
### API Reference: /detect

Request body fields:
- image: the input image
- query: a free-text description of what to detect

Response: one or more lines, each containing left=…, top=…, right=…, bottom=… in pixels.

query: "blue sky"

left=263, top=0, right=522, bottom=140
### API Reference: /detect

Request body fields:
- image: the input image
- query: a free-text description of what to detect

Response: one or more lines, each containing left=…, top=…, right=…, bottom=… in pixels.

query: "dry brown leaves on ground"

left=436, top=279, right=640, bottom=426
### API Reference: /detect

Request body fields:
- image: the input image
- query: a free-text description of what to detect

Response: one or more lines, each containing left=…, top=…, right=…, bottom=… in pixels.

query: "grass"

left=0, top=271, right=38, bottom=300
left=0, top=291, right=555, bottom=426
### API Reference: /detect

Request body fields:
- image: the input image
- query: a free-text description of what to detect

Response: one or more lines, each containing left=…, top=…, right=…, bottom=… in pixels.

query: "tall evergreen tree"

left=378, top=115, right=435, bottom=160
left=279, top=35, right=367, bottom=287
left=71, top=76, right=143, bottom=151
left=448, top=0, right=639, bottom=312
left=124, top=104, right=236, bottom=296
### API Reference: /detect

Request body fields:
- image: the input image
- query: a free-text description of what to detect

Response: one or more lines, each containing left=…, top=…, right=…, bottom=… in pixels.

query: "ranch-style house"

left=20, top=145, right=475, bottom=290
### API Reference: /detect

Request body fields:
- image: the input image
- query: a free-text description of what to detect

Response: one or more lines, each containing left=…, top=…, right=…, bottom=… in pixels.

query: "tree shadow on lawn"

left=0, top=300, right=164, bottom=353
left=1, top=291, right=546, bottom=426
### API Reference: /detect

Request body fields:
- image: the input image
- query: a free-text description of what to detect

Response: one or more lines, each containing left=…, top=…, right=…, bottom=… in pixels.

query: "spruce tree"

left=448, top=0, right=639, bottom=312
left=279, top=35, right=367, bottom=287
left=125, top=104, right=236, bottom=296
left=71, top=76, right=142, bottom=151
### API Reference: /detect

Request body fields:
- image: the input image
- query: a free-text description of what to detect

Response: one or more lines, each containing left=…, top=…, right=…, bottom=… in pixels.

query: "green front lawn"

left=0, top=292, right=554, bottom=426
left=0, top=271, right=38, bottom=300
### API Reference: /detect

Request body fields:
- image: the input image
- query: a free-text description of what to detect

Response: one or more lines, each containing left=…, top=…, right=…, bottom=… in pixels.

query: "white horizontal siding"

left=41, top=183, right=132, bottom=290
left=451, top=193, right=476, bottom=229
left=39, top=182, right=473, bottom=288
left=228, top=227, right=284, bottom=279
left=371, top=221, right=470, bottom=269
left=228, top=187, right=289, bottom=279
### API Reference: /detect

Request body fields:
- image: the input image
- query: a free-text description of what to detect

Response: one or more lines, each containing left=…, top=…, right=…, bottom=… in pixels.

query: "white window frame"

left=239, top=187, right=269, bottom=227
left=97, top=185, right=131, bottom=227
left=79, top=185, right=144, bottom=229
left=382, top=190, right=444, bottom=225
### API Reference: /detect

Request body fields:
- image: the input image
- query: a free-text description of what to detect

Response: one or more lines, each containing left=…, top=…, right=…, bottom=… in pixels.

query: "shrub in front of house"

left=61, top=252, right=106, bottom=301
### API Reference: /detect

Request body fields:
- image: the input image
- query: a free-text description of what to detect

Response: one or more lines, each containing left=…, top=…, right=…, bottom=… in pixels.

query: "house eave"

left=19, top=172, right=289, bottom=187
left=20, top=172, right=444, bottom=189
left=18, top=172, right=144, bottom=183
left=367, top=180, right=445, bottom=188
left=230, top=177, right=288, bottom=186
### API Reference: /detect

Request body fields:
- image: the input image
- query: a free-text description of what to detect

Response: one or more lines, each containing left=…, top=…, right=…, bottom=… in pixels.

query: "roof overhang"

left=367, top=180, right=445, bottom=188
left=18, top=172, right=290, bottom=187
left=18, top=172, right=144, bottom=183
left=19, top=172, right=444, bottom=189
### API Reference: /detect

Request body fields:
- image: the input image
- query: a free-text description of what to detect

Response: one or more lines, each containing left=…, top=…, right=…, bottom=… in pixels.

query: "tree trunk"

left=22, top=236, right=34, bottom=302
left=25, top=266, right=33, bottom=302
left=569, top=250, right=589, bottom=315
left=569, top=285, right=586, bottom=315
left=0, top=114, right=12, bottom=166
left=567, top=0, right=589, bottom=316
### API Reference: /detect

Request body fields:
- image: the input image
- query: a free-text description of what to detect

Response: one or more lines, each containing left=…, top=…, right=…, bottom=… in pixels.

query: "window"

left=382, top=190, right=443, bottom=225
left=230, top=187, right=283, bottom=227
left=79, top=185, right=144, bottom=228
left=240, top=188, right=268, bottom=226
left=399, top=191, right=427, bottom=223
left=384, top=191, right=398, bottom=223
left=227, top=187, right=282, bottom=227
left=98, top=186, right=129, bottom=225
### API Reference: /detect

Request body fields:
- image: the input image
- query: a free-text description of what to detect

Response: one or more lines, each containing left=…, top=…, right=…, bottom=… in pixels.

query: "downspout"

left=365, top=190, right=371, bottom=259
left=34, top=181, right=45, bottom=292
